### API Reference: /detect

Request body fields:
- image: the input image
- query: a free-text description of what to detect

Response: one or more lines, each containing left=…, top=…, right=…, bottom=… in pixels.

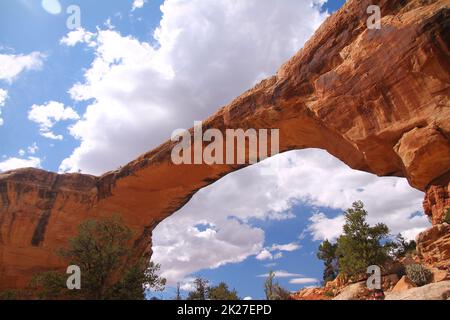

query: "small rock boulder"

left=391, top=276, right=416, bottom=292
left=333, top=282, right=369, bottom=300
left=382, top=274, right=400, bottom=291
left=431, top=268, right=449, bottom=283
left=385, top=280, right=450, bottom=300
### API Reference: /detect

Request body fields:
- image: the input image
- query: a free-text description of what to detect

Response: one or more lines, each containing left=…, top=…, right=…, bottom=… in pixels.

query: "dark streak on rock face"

left=0, top=181, right=9, bottom=209
left=30, top=176, right=61, bottom=247
left=31, top=209, right=52, bottom=247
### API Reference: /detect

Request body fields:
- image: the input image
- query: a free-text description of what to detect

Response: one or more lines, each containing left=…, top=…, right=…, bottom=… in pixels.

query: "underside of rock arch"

left=0, top=0, right=449, bottom=290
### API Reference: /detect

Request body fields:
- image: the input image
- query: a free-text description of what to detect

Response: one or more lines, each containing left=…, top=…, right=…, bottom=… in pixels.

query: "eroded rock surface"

left=417, top=223, right=450, bottom=269
left=1, top=0, right=449, bottom=290
left=385, top=280, right=450, bottom=300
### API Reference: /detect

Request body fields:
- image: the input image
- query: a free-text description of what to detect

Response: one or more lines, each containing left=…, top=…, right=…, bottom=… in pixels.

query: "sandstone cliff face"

left=417, top=223, right=450, bottom=269
left=1, top=0, right=449, bottom=290
left=423, top=173, right=449, bottom=224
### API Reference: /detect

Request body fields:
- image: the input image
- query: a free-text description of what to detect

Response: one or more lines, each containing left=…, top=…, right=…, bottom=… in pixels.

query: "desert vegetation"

left=2, top=216, right=166, bottom=300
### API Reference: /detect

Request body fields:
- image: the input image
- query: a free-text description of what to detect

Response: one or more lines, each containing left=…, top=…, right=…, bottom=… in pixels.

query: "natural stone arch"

left=0, top=0, right=449, bottom=289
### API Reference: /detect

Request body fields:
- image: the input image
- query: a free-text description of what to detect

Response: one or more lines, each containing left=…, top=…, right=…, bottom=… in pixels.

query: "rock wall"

left=417, top=223, right=450, bottom=269
left=0, top=0, right=449, bottom=290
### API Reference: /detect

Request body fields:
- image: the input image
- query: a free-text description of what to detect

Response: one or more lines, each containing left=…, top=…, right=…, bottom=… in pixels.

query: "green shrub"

left=444, top=208, right=450, bottom=224
left=324, top=291, right=334, bottom=298
left=208, top=282, right=239, bottom=300
left=30, top=216, right=166, bottom=300
left=30, top=271, right=68, bottom=300
left=405, top=264, right=432, bottom=287
left=317, top=240, right=338, bottom=282
left=0, top=290, right=20, bottom=300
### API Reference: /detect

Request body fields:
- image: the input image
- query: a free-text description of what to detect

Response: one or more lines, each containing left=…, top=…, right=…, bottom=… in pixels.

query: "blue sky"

left=0, top=0, right=165, bottom=170
left=0, top=0, right=345, bottom=172
left=158, top=203, right=340, bottom=300
left=1, top=0, right=429, bottom=301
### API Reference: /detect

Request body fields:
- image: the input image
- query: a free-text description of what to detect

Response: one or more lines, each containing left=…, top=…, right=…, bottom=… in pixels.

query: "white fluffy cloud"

left=255, top=249, right=274, bottom=261
left=0, top=156, right=41, bottom=172
left=60, top=28, right=96, bottom=47
left=0, top=51, right=44, bottom=125
left=59, top=0, right=327, bottom=174
left=0, top=52, right=45, bottom=82
left=306, top=213, right=346, bottom=242
left=132, top=0, right=146, bottom=11
left=28, top=101, right=80, bottom=140
left=255, top=242, right=301, bottom=261
left=153, top=217, right=264, bottom=284
left=57, top=0, right=429, bottom=286
left=153, top=150, right=428, bottom=284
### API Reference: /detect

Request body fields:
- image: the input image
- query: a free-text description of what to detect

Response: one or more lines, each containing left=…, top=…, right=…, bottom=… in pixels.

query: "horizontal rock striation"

left=1, top=0, right=449, bottom=290
left=417, top=223, right=450, bottom=269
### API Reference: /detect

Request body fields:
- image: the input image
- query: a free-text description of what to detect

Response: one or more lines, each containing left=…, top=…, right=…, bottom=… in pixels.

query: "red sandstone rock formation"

left=417, top=223, right=450, bottom=269
left=0, top=0, right=449, bottom=290
left=423, top=173, right=449, bottom=225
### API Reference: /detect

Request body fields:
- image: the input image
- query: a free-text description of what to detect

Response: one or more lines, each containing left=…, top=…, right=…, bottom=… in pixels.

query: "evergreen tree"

left=317, top=239, right=338, bottom=282
left=207, top=282, right=239, bottom=300
left=392, top=233, right=416, bottom=259
left=187, top=278, right=209, bottom=300
left=30, top=216, right=166, bottom=300
left=336, top=201, right=393, bottom=277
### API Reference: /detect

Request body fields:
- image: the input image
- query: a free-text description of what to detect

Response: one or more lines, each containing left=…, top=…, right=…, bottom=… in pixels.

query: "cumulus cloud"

left=306, top=213, right=346, bottom=242
left=60, top=28, right=96, bottom=47
left=255, top=242, right=301, bottom=261
left=132, top=0, right=146, bottom=11
left=179, top=278, right=197, bottom=292
left=0, top=156, right=41, bottom=172
left=59, top=0, right=327, bottom=174
left=0, top=52, right=45, bottom=83
left=28, top=101, right=80, bottom=140
left=255, top=249, right=274, bottom=261
left=57, top=0, right=428, bottom=286
left=153, top=217, right=264, bottom=285
left=153, top=150, right=428, bottom=284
